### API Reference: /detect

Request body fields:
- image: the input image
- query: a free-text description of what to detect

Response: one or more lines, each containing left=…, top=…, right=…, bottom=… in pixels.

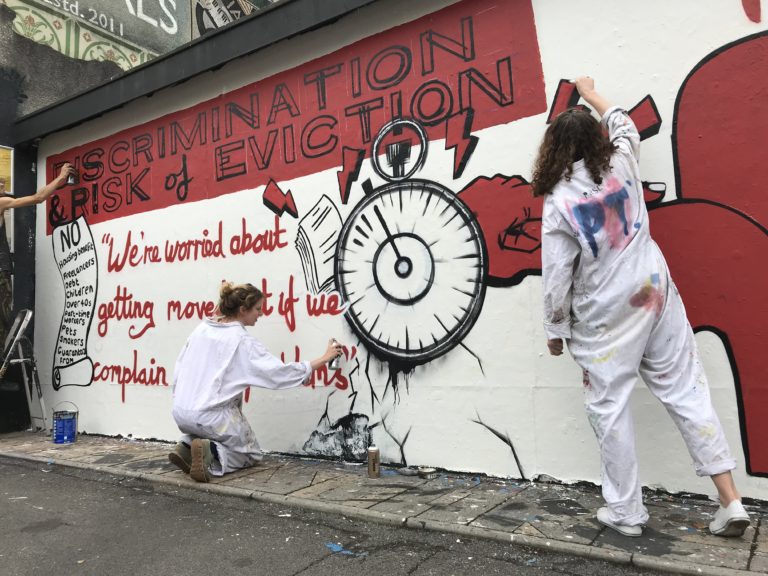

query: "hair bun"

left=219, top=281, right=235, bottom=299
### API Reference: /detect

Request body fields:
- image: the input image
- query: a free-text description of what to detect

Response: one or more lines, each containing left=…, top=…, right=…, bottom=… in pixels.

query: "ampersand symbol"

left=48, top=195, right=67, bottom=227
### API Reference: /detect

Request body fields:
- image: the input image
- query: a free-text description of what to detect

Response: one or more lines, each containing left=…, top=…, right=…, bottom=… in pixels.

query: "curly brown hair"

left=531, top=108, right=616, bottom=197
left=218, top=282, right=263, bottom=317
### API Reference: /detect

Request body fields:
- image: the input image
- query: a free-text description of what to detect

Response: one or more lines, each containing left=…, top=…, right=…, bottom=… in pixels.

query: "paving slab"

left=412, top=477, right=517, bottom=525
left=367, top=474, right=458, bottom=516
left=751, top=507, right=768, bottom=554
left=471, top=483, right=603, bottom=546
left=0, top=434, right=60, bottom=451
left=595, top=521, right=752, bottom=572
left=212, top=461, right=329, bottom=495
left=644, top=498, right=756, bottom=552
left=751, top=552, right=768, bottom=573
left=309, top=474, right=420, bottom=509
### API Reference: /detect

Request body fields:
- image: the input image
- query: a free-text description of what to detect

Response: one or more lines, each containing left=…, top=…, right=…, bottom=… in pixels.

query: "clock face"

left=334, top=179, right=487, bottom=364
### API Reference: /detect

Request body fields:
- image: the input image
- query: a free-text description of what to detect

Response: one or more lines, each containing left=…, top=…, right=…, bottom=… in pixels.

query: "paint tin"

left=52, top=402, right=78, bottom=444
left=418, top=467, right=437, bottom=480
left=367, top=446, right=380, bottom=478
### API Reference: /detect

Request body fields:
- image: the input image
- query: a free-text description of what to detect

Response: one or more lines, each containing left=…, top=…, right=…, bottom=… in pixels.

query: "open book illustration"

left=296, top=195, right=343, bottom=294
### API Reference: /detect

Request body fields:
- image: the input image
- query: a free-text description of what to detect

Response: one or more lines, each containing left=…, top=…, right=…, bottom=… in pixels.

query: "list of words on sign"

left=52, top=216, right=98, bottom=390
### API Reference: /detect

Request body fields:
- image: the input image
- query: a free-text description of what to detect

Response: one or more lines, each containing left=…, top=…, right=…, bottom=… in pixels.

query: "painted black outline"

left=295, top=195, right=343, bottom=294
left=337, top=147, right=365, bottom=205
left=650, top=198, right=766, bottom=477
left=335, top=178, right=488, bottom=366
left=380, top=412, right=411, bottom=467
left=445, top=109, right=479, bottom=180
left=372, top=232, right=435, bottom=305
left=457, top=173, right=541, bottom=288
left=498, top=206, right=542, bottom=254
left=262, top=178, right=298, bottom=218
left=471, top=414, right=525, bottom=480
left=51, top=217, right=98, bottom=389
left=546, top=79, right=581, bottom=124
left=627, top=95, right=662, bottom=140
left=371, top=118, right=428, bottom=182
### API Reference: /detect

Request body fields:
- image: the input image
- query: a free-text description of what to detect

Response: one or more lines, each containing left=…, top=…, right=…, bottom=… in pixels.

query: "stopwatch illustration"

left=334, top=118, right=488, bottom=364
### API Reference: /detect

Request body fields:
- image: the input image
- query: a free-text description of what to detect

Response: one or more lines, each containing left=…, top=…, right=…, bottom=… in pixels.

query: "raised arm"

left=0, top=163, right=73, bottom=211
left=576, top=76, right=640, bottom=160
left=574, top=76, right=611, bottom=117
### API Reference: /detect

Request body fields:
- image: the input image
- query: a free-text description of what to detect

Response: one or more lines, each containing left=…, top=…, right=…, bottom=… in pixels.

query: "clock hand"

left=373, top=204, right=402, bottom=260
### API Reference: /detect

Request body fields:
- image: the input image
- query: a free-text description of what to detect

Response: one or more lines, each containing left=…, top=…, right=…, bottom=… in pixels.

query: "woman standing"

left=170, top=281, right=342, bottom=482
left=532, top=77, right=749, bottom=537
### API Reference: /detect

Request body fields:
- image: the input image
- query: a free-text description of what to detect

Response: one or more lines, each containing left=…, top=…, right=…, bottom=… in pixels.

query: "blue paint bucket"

left=52, top=402, right=78, bottom=444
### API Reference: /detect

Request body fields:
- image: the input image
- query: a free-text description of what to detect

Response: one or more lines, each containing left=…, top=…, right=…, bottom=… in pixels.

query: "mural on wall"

left=457, top=27, right=768, bottom=477
left=335, top=118, right=487, bottom=373
left=39, top=0, right=768, bottom=479
left=43, top=0, right=545, bottom=455
left=51, top=216, right=97, bottom=389
left=296, top=195, right=342, bottom=295
left=662, top=29, right=768, bottom=476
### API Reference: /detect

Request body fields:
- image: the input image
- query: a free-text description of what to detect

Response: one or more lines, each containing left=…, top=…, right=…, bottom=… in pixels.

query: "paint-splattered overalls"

left=172, top=318, right=311, bottom=476
left=540, top=106, right=736, bottom=526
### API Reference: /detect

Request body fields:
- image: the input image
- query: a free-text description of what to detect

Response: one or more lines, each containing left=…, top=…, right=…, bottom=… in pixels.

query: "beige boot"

left=190, top=439, right=214, bottom=483
left=168, top=442, right=191, bottom=473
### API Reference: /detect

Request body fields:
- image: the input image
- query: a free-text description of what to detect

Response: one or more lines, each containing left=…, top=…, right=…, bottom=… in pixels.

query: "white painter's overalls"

left=172, top=318, right=311, bottom=476
left=541, top=107, right=736, bottom=526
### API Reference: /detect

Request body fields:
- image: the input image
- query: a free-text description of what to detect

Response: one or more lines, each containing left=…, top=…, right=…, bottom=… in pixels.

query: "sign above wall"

left=30, top=0, right=192, bottom=53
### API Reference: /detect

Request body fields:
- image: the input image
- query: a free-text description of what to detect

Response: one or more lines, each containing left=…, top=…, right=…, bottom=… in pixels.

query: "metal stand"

left=1, top=310, right=47, bottom=431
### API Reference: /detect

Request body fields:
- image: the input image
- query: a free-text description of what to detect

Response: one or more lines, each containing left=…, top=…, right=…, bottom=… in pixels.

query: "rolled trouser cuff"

left=696, top=458, right=737, bottom=477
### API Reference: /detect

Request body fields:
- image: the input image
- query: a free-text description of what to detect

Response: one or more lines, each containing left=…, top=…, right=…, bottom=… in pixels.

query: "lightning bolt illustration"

left=445, top=109, right=479, bottom=180
left=262, top=178, right=298, bottom=218
left=337, top=147, right=365, bottom=204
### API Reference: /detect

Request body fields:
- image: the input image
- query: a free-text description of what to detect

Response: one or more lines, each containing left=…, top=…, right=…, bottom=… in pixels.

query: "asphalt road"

left=0, top=457, right=662, bottom=576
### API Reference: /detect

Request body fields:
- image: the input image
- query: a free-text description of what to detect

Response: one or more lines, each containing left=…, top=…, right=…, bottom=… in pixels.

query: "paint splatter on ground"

left=325, top=542, right=368, bottom=557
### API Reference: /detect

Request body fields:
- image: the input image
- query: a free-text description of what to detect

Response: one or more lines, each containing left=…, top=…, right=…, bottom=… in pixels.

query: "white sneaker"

left=596, top=507, right=643, bottom=537
left=709, top=500, right=750, bottom=537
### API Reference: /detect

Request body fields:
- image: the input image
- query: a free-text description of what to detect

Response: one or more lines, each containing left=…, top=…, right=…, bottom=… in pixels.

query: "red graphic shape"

left=262, top=179, right=298, bottom=218
left=672, top=31, right=768, bottom=474
left=642, top=181, right=666, bottom=207
left=674, top=33, right=768, bottom=224
left=742, top=0, right=761, bottom=22
left=458, top=174, right=541, bottom=286
left=445, top=109, right=479, bottom=179
left=337, top=147, right=365, bottom=204
left=650, top=203, right=768, bottom=475
left=546, top=79, right=583, bottom=123
left=627, top=96, right=662, bottom=140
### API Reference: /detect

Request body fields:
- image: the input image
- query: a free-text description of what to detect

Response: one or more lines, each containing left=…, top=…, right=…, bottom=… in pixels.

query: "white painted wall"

left=34, top=0, right=768, bottom=500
